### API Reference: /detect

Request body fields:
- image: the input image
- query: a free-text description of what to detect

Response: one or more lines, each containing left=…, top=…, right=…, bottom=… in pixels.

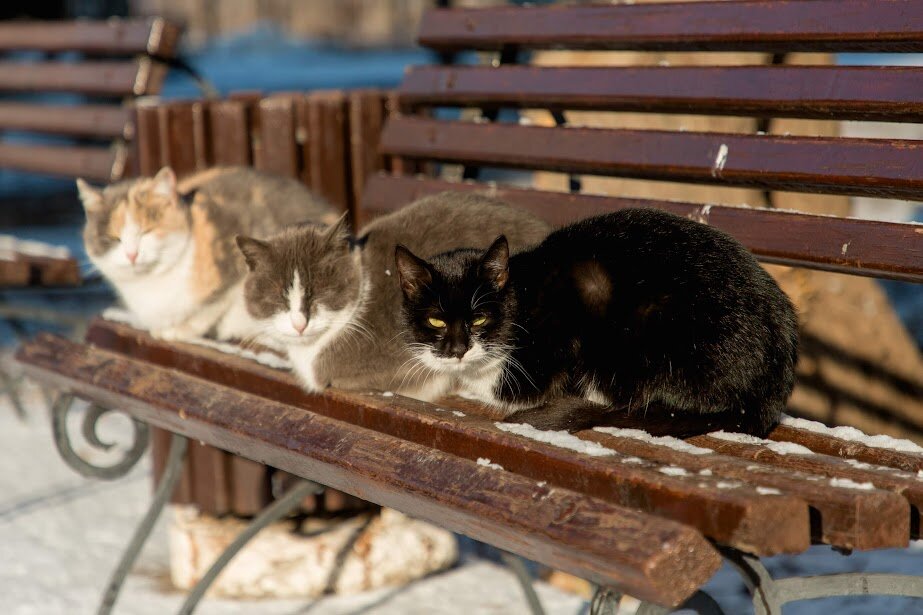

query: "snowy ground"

left=2, top=372, right=923, bottom=615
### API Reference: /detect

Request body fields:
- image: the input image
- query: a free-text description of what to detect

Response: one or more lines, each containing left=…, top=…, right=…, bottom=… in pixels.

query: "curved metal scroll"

left=51, top=394, right=150, bottom=480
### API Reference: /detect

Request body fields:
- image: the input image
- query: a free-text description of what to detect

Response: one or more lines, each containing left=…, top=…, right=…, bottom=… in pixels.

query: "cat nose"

left=446, top=342, right=468, bottom=360
left=125, top=249, right=138, bottom=264
left=290, top=313, right=307, bottom=334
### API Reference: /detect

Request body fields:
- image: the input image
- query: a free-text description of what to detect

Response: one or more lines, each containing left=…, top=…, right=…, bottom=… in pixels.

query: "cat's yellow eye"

left=471, top=315, right=488, bottom=326
left=427, top=317, right=447, bottom=329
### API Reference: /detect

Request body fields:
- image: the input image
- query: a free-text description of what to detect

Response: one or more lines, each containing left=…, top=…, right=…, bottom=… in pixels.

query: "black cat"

left=395, top=208, right=798, bottom=437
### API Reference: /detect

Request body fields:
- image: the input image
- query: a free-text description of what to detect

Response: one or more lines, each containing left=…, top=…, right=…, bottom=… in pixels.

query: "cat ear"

left=151, top=167, right=178, bottom=200
left=394, top=244, right=432, bottom=300
left=323, top=213, right=350, bottom=245
left=75, top=178, right=103, bottom=213
left=479, top=235, right=509, bottom=290
left=235, top=235, right=271, bottom=271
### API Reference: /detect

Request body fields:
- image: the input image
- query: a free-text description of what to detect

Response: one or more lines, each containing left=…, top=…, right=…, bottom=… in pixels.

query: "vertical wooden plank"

left=156, top=102, right=198, bottom=177
left=301, top=90, right=350, bottom=212
left=254, top=95, right=298, bottom=178
left=188, top=440, right=230, bottom=516
left=347, top=89, right=387, bottom=224
left=206, top=100, right=251, bottom=167
left=134, top=102, right=162, bottom=176
left=191, top=101, right=209, bottom=170
left=229, top=456, right=272, bottom=516
left=150, top=422, right=193, bottom=504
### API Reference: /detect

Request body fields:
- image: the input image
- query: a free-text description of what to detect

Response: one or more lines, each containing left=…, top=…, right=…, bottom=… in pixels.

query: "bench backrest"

left=362, top=0, right=923, bottom=285
left=0, top=18, right=181, bottom=182
left=135, top=90, right=391, bottom=516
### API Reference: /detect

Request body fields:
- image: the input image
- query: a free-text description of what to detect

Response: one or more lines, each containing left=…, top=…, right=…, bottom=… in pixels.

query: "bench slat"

left=0, top=102, right=130, bottom=139
left=81, top=319, right=812, bottom=556
left=298, top=91, right=350, bottom=212
left=0, top=59, right=165, bottom=97
left=0, top=18, right=181, bottom=56
left=381, top=117, right=923, bottom=201
left=770, top=424, right=923, bottom=475
left=688, top=434, right=923, bottom=538
left=576, top=429, right=908, bottom=551
left=400, top=65, right=923, bottom=123
left=0, top=143, right=117, bottom=182
left=206, top=100, right=252, bottom=167
left=16, top=333, right=722, bottom=608
left=359, top=175, right=923, bottom=283
left=418, top=1, right=923, bottom=52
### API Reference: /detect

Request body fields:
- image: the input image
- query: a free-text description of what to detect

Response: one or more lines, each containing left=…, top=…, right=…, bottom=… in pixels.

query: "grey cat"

left=78, top=166, right=336, bottom=340
left=236, top=192, right=551, bottom=399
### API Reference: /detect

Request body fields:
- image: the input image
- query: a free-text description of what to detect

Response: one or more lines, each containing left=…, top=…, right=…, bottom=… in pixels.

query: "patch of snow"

left=782, top=415, right=923, bottom=455
left=594, top=427, right=712, bottom=455
left=659, top=466, right=688, bottom=477
left=536, top=481, right=547, bottom=487
left=384, top=269, right=392, bottom=276
left=100, top=307, right=292, bottom=370
left=476, top=458, right=504, bottom=471
left=452, top=411, right=465, bottom=417
left=0, top=234, right=71, bottom=259
left=709, top=431, right=814, bottom=455
left=699, top=469, right=713, bottom=476
left=711, top=143, right=729, bottom=178
left=830, top=478, right=876, bottom=491
left=496, top=423, right=615, bottom=457
left=621, top=457, right=644, bottom=464
left=187, top=337, right=291, bottom=371
left=756, top=487, right=782, bottom=495
left=381, top=391, right=394, bottom=397
left=716, top=482, right=740, bottom=489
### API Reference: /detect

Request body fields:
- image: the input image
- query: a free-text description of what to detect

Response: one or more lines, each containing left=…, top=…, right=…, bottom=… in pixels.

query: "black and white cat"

left=395, top=208, right=798, bottom=437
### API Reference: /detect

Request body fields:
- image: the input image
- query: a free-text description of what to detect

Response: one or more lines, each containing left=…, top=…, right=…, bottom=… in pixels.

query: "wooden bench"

left=14, top=2, right=923, bottom=614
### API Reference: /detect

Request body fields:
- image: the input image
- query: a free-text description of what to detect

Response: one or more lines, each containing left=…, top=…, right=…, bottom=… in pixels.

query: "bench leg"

left=0, top=367, right=26, bottom=420
left=99, top=432, right=188, bottom=615
left=176, top=478, right=325, bottom=615
left=499, top=552, right=546, bottom=615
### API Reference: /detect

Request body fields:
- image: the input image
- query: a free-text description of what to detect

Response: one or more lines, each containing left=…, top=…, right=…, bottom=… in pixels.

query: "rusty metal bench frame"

left=14, top=1, right=923, bottom=614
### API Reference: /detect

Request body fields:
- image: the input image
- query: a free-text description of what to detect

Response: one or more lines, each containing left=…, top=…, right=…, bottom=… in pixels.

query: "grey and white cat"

left=79, top=166, right=336, bottom=341
left=235, top=192, right=551, bottom=399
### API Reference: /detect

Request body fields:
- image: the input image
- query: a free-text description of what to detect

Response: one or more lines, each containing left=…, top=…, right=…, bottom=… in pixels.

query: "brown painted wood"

left=134, top=104, right=163, bottom=176
left=301, top=91, right=350, bottom=212
left=0, top=259, right=30, bottom=286
left=189, top=440, right=230, bottom=516
left=0, top=18, right=181, bottom=56
left=0, top=143, right=115, bottom=182
left=418, top=1, right=923, bottom=52
left=380, top=117, right=923, bottom=201
left=0, top=60, right=164, bottom=97
left=0, top=103, right=130, bottom=139
left=359, top=175, right=923, bottom=283
left=206, top=100, right=251, bottom=168
left=16, top=334, right=721, bottom=607
left=0, top=254, right=80, bottom=287
left=688, top=434, right=923, bottom=538
left=400, top=65, right=923, bottom=123
left=770, top=424, right=923, bottom=475
left=151, top=425, right=193, bottom=504
left=156, top=103, right=200, bottom=177
left=228, top=455, right=271, bottom=517
left=254, top=96, right=298, bottom=177
left=81, top=320, right=810, bottom=556
left=347, top=90, right=387, bottom=220
left=577, top=430, right=908, bottom=551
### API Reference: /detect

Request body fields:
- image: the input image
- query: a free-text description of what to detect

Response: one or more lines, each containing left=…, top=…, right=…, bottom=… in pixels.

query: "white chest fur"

left=109, top=247, right=197, bottom=330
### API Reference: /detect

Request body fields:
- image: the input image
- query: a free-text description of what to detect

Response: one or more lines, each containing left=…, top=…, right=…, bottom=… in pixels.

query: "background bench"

left=14, top=1, right=923, bottom=613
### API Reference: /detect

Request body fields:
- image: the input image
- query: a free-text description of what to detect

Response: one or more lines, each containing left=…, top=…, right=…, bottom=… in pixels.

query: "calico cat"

left=79, top=166, right=335, bottom=341
left=395, top=208, right=798, bottom=437
left=235, top=192, right=551, bottom=398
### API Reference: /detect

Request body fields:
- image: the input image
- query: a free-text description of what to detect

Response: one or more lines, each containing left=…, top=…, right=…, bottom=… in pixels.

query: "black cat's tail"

left=503, top=397, right=779, bottom=438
